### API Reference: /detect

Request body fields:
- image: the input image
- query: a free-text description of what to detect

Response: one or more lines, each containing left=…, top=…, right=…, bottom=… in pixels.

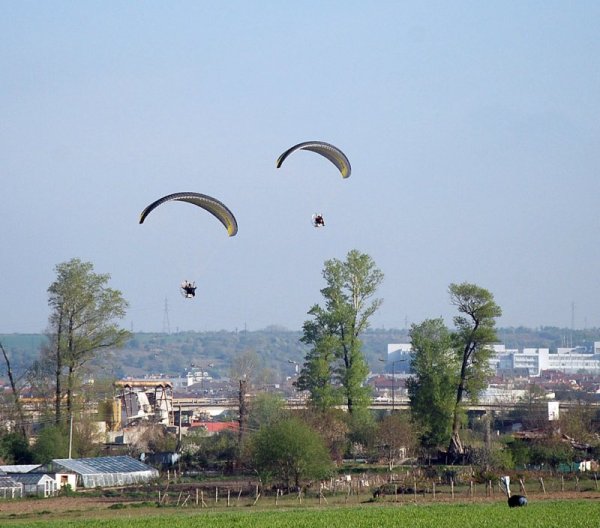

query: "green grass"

left=2, top=500, right=599, bottom=528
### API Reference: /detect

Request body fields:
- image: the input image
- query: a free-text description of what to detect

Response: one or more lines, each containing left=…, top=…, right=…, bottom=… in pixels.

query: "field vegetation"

left=1, top=498, right=599, bottom=528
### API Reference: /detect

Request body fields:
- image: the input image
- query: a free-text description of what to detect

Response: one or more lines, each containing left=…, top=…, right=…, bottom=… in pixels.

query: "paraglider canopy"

left=139, top=192, right=238, bottom=236
left=276, top=141, right=351, bottom=178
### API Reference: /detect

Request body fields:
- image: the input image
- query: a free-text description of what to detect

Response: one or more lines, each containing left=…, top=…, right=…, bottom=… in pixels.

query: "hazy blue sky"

left=2, top=1, right=599, bottom=334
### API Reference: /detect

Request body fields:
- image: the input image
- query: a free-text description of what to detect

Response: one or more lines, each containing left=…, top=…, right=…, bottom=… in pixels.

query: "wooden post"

left=182, top=494, right=190, bottom=507
left=196, top=489, right=199, bottom=506
left=561, top=475, right=565, bottom=492
left=539, top=477, right=546, bottom=495
left=320, top=489, right=328, bottom=504
left=518, top=478, right=526, bottom=496
left=158, top=490, right=161, bottom=504
left=413, top=476, right=417, bottom=502
left=394, top=483, right=398, bottom=502
left=594, top=473, right=598, bottom=491
left=575, top=475, right=580, bottom=492
left=215, top=486, right=218, bottom=503
left=451, top=479, right=454, bottom=500
left=469, top=480, right=473, bottom=499
left=275, top=489, right=279, bottom=506
left=237, top=488, right=242, bottom=504
left=432, top=482, right=436, bottom=500
left=227, top=489, right=231, bottom=507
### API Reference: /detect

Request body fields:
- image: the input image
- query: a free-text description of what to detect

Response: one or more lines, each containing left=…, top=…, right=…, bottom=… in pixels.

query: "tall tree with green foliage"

left=406, top=318, right=458, bottom=449
left=448, top=282, right=501, bottom=458
left=46, top=258, right=130, bottom=424
left=295, top=250, right=383, bottom=414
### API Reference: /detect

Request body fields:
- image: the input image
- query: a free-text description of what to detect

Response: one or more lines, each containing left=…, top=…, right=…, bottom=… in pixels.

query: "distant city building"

left=386, top=344, right=412, bottom=373
left=490, top=343, right=600, bottom=377
left=391, top=342, right=600, bottom=378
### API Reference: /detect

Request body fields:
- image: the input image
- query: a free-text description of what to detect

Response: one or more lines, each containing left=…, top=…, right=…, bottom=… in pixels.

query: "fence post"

left=469, top=480, right=473, bottom=499
left=518, top=478, right=527, bottom=497
left=432, top=482, right=436, bottom=500
left=413, top=476, right=417, bottom=502
left=451, top=479, right=454, bottom=500
left=539, top=477, right=546, bottom=495
left=561, top=475, right=565, bottom=492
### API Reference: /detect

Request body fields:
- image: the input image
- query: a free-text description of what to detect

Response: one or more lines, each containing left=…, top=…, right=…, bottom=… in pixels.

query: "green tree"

left=0, top=432, right=34, bottom=464
left=46, top=258, right=130, bottom=424
left=247, top=393, right=288, bottom=431
left=448, top=282, right=501, bottom=458
left=248, top=416, right=334, bottom=490
left=296, top=250, right=383, bottom=414
left=407, top=318, right=458, bottom=448
left=33, top=425, right=69, bottom=464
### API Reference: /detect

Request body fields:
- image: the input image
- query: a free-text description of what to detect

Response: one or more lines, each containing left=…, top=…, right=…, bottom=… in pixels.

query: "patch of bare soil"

left=0, top=496, right=143, bottom=519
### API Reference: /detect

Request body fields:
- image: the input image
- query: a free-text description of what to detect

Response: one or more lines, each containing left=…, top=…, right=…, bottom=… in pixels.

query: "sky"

left=1, top=1, right=600, bottom=334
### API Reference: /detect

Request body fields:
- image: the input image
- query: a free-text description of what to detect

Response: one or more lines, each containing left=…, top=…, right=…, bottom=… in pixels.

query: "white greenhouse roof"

left=48, top=456, right=159, bottom=488
left=51, top=456, right=155, bottom=475
left=0, top=465, right=42, bottom=474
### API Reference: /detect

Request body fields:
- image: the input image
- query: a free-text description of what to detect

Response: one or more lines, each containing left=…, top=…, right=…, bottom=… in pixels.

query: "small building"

left=45, top=456, right=159, bottom=489
left=10, top=473, right=57, bottom=497
left=189, top=421, right=239, bottom=436
left=0, top=474, right=23, bottom=499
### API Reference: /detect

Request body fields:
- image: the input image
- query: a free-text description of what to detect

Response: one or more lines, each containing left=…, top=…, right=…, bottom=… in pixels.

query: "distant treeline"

left=2, top=326, right=600, bottom=382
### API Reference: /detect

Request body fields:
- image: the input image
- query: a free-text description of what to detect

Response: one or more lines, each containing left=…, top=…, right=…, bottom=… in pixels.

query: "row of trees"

left=292, top=249, right=503, bottom=461
left=3, top=250, right=596, bottom=490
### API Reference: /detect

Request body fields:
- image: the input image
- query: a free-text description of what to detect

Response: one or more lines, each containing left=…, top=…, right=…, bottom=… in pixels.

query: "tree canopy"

left=448, top=282, right=501, bottom=457
left=46, top=258, right=130, bottom=424
left=407, top=318, right=458, bottom=449
left=248, top=416, right=333, bottom=490
left=296, top=250, right=383, bottom=414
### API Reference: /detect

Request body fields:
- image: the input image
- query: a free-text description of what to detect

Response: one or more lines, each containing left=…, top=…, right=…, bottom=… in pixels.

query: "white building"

left=490, top=342, right=600, bottom=376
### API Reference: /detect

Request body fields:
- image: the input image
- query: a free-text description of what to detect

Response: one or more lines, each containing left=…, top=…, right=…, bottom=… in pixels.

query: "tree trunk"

left=448, top=378, right=466, bottom=458
left=238, top=379, right=248, bottom=446
left=54, top=312, right=64, bottom=424
left=0, top=341, right=27, bottom=438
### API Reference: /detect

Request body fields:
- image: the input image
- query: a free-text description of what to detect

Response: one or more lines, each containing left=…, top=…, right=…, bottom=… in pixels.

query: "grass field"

left=2, top=499, right=599, bottom=528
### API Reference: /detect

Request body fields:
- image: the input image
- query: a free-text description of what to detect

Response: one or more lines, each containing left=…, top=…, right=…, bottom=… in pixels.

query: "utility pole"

left=163, top=298, right=171, bottom=334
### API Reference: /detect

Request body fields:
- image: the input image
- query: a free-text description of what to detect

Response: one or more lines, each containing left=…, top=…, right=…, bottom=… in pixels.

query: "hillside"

left=2, top=326, right=600, bottom=382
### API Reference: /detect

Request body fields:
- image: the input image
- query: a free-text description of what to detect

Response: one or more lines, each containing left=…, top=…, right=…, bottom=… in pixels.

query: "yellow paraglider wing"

left=276, top=141, right=351, bottom=178
left=139, top=192, right=238, bottom=236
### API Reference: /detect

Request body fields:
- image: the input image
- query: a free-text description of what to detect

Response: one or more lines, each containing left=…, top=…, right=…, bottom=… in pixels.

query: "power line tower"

left=162, top=298, right=171, bottom=334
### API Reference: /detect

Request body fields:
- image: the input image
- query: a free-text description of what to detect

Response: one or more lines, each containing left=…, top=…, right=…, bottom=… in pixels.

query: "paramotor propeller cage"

left=180, top=280, right=197, bottom=299
left=312, top=213, right=326, bottom=228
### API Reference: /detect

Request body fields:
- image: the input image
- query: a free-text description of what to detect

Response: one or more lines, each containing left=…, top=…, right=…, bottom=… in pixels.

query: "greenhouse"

left=0, top=474, right=23, bottom=499
left=47, top=455, right=159, bottom=489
